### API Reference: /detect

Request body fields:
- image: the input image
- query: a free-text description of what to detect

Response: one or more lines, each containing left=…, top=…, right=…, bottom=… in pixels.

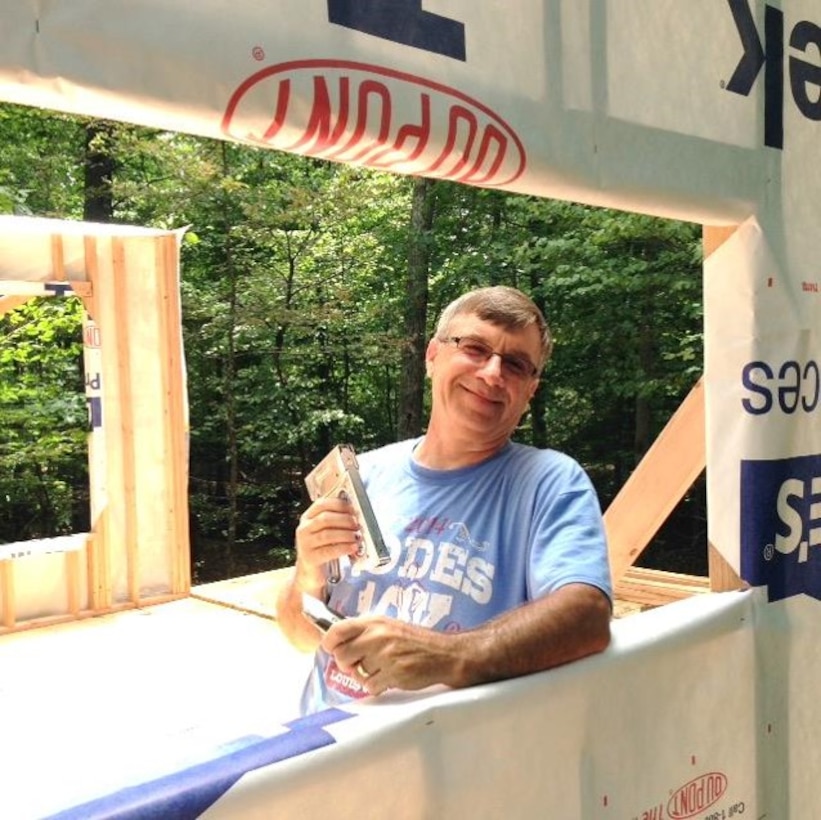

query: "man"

left=276, top=285, right=612, bottom=714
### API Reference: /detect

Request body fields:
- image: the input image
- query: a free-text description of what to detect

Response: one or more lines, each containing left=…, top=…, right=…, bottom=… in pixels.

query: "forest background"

left=0, top=104, right=707, bottom=583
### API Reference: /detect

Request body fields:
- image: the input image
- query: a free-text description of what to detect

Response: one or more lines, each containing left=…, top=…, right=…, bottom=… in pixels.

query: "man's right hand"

left=293, top=494, right=363, bottom=597
left=276, top=493, right=361, bottom=651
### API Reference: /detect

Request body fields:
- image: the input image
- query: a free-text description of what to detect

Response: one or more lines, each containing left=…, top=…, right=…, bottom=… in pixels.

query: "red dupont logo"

left=667, top=772, right=728, bottom=819
left=221, top=59, right=526, bottom=187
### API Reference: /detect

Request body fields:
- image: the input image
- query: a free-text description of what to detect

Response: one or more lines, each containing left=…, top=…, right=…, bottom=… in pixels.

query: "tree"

left=0, top=103, right=86, bottom=217
left=0, top=102, right=707, bottom=577
left=398, top=177, right=435, bottom=439
left=0, top=297, right=87, bottom=541
left=83, top=122, right=116, bottom=222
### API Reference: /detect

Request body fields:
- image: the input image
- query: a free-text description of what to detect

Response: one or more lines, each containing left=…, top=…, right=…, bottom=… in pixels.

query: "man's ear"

left=424, top=338, right=438, bottom=378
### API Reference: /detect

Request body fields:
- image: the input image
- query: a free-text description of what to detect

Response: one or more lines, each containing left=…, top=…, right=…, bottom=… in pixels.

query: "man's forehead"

left=448, top=316, right=539, bottom=346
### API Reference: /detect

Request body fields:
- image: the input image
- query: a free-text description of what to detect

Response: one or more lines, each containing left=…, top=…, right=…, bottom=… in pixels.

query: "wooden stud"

left=156, top=235, right=191, bottom=595
left=50, top=233, right=66, bottom=280
left=83, top=236, right=112, bottom=612
left=707, top=543, right=746, bottom=592
left=111, top=238, right=140, bottom=605
left=77, top=280, right=97, bottom=319
left=702, top=225, right=738, bottom=258
left=703, top=226, right=746, bottom=593
left=1, top=561, right=15, bottom=630
left=0, top=295, right=32, bottom=316
left=67, top=282, right=93, bottom=298
left=86, top=529, right=109, bottom=613
left=615, top=565, right=711, bottom=608
left=604, top=378, right=707, bottom=584
left=67, top=544, right=83, bottom=616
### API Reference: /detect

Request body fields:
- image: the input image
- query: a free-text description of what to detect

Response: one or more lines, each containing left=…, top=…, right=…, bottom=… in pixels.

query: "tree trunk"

left=83, top=122, right=116, bottom=222
left=634, top=323, right=654, bottom=458
left=528, top=269, right=549, bottom=448
left=398, top=177, right=435, bottom=440
left=221, top=143, right=238, bottom=577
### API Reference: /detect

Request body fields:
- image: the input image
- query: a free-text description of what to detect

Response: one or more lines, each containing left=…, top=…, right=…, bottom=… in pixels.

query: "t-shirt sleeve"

left=527, top=462, right=612, bottom=602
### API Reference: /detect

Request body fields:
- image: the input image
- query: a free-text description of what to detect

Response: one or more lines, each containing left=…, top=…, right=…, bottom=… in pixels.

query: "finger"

left=359, top=667, right=389, bottom=696
left=320, top=616, right=368, bottom=653
left=299, top=506, right=358, bottom=534
left=308, top=535, right=362, bottom=569
left=333, top=651, right=386, bottom=694
left=299, top=509, right=360, bottom=545
left=302, top=494, right=356, bottom=519
left=296, top=507, right=361, bottom=561
left=362, top=677, right=386, bottom=696
left=301, top=526, right=360, bottom=554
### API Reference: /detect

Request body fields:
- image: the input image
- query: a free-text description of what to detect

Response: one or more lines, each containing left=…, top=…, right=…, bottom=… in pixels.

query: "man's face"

left=425, top=316, right=542, bottom=445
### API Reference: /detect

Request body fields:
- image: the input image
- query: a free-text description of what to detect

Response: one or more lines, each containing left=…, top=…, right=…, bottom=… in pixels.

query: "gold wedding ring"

left=356, top=662, right=370, bottom=679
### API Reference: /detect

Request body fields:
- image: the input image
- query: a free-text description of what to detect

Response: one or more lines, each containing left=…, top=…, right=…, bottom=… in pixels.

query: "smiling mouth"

left=463, top=384, right=503, bottom=404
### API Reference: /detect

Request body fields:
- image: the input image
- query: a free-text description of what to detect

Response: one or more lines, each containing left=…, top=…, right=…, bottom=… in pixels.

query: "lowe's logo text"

left=726, top=0, right=821, bottom=149
left=741, top=454, right=821, bottom=601
left=741, top=358, right=820, bottom=415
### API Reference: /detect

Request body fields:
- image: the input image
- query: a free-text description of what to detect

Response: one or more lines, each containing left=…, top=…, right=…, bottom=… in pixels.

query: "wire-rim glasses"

left=441, top=336, right=539, bottom=380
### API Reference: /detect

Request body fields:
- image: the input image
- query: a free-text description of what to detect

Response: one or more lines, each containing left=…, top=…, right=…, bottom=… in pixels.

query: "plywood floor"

left=0, top=592, right=312, bottom=819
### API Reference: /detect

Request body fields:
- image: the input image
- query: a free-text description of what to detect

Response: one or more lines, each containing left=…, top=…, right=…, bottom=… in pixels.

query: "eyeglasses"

left=441, top=336, right=539, bottom=380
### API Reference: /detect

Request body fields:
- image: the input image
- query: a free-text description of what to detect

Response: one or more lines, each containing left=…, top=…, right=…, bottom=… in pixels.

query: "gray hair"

left=435, top=286, right=553, bottom=368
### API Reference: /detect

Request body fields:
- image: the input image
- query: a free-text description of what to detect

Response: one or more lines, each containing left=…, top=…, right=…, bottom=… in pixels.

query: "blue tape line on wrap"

left=45, top=708, right=354, bottom=820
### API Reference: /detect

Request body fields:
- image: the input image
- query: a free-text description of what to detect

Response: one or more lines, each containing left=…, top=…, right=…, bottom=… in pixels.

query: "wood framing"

left=604, top=224, right=746, bottom=602
left=604, top=378, right=708, bottom=585
left=0, top=218, right=191, bottom=634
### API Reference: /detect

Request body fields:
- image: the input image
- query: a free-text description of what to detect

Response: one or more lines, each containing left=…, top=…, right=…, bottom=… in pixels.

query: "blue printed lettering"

left=775, top=478, right=807, bottom=560
left=741, top=359, right=820, bottom=415
left=778, top=361, right=801, bottom=413
left=741, top=360, right=774, bottom=414
left=741, top=455, right=821, bottom=600
left=726, top=0, right=821, bottom=149
left=789, top=21, right=821, bottom=122
left=86, top=396, right=103, bottom=429
left=327, top=0, right=466, bottom=61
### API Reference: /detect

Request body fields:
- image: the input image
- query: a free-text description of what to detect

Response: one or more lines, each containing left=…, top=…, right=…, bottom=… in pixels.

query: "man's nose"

left=477, top=353, right=505, bottom=382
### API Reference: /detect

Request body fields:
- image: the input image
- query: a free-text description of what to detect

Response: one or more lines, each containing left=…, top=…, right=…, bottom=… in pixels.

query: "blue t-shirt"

left=299, top=438, right=612, bottom=714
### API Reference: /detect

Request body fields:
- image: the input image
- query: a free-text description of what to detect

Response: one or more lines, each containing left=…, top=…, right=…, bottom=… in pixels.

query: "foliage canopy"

left=0, top=103, right=706, bottom=578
